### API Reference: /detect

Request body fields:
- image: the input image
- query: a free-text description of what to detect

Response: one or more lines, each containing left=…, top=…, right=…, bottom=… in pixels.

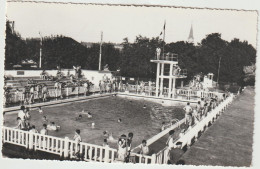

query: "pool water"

left=4, top=96, right=185, bottom=149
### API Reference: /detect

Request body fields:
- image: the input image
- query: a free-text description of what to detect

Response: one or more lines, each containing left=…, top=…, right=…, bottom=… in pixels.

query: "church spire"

left=188, top=24, right=194, bottom=43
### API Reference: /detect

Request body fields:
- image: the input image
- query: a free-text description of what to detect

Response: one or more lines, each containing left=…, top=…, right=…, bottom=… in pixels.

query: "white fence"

left=154, top=94, right=234, bottom=164
left=2, top=126, right=156, bottom=164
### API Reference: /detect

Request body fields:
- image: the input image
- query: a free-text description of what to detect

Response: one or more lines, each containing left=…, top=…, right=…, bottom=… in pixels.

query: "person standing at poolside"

left=40, top=124, right=48, bottom=135
left=117, top=134, right=127, bottom=161
left=18, top=106, right=26, bottom=121
left=183, top=103, right=193, bottom=125
left=73, top=129, right=82, bottom=157
left=140, top=140, right=149, bottom=156
left=83, top=81, right=88, bottom=96
left=29, top=125, right=38, bottom=133
left=42, top=84, right=48, bottom=102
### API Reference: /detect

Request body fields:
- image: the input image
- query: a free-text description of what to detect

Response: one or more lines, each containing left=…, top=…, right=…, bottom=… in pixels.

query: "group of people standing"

left=99, top=80, right=124, bottom=93
left=183, top=95, right=223, bottom=127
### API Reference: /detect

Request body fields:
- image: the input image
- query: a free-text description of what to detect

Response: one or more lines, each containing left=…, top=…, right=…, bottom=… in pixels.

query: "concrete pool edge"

left=3, top=93, right=117, bottom=113
left=116, top=92, right=197, bottom=106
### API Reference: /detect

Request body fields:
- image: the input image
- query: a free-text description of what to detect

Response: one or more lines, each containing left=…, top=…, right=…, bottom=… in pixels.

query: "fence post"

left=151, top=154, right=156, bottom=164
left=28, top=132, right=34, bottom=150
left=64, top=137, right=69, bottom=158
left=104, top=147, right=110, bottom=163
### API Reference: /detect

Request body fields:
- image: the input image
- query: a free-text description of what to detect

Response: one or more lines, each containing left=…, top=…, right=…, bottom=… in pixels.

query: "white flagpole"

left=162, top=20, right=166, bottom=57
left=99, top=31, right=103, bottom=71
left=39, top=32, right=42, bottom=68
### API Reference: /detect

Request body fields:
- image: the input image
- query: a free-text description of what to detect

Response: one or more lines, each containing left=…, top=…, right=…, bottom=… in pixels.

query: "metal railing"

left=155, top=53, right=178, bottom=62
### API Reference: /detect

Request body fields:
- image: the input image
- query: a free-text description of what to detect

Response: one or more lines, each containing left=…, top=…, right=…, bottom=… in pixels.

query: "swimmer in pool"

left=87, top=112, right=92, bottom=119
left=80, top=110, right=92, bottom=118
left=42, top=116, right=48, bottom=123
left=38, top=106, right=43, bottom=114
left=47, top=122, right=60, bottom=131
left=103, top=131, right=109, bottom=138
left=76, top=114, right=83, bottom=121
left=91, top=122, right=95, bottom=128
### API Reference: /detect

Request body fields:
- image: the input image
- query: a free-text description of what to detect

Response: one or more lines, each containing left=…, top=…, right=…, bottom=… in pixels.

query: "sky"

left=6, top=2, right=258, bottom=48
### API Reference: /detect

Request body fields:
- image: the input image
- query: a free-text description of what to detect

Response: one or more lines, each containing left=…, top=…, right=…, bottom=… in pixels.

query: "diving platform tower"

left=151, top=50, right=187, bottom=98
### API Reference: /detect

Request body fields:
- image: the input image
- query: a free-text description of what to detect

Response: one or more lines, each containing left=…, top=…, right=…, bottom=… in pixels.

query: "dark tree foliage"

left=120, top=36, right=163, bottom=79
left=5, top=20, right=256, bottom=85
left=5, top=21, right=28, bottom=69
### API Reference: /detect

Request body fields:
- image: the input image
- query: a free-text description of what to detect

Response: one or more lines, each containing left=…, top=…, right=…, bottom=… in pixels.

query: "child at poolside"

left=73, top=129, right=82, bottom=157
left=117, top=134, right=127, bottom=161
left=107, top=133, right=117, bottom=142
left=126, top=132, right=134, bottom=152
left=179, top=129, right=186, bottom=138
left=161, top=122, right=166, bottom=131
left=29, top=125, right=38, bottom=133
left=140, top=140, right=149, bottom=155
left=25, top=121, right=31, bottom=130
left=40, top=124, right=48, bottom=135
left=103, top=139, right=109, bottom=148
left=18, top=106, right=26, bottom=121
left=25, top=107, right=31, bottom=120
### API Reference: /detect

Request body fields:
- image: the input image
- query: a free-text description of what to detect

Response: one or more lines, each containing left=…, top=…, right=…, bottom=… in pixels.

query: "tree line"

left=5, top=21, right=256, bottom=86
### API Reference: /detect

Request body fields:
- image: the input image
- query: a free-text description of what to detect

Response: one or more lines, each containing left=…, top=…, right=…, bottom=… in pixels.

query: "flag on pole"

left=159, top=21, right=166, bottom=37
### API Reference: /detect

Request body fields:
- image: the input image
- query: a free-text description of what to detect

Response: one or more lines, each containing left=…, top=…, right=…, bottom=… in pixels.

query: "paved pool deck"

left=178, top=87, right=255, bottom=167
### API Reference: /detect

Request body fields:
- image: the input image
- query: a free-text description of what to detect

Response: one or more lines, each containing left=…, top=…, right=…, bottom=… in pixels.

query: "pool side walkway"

left=3, top=93, right=116, bottom=113
left=178, top=87, right=255, bottom=167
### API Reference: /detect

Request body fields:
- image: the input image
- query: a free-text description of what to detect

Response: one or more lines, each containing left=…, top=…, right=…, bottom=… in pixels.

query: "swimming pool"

left=4, top=96, right=185, bottom=149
